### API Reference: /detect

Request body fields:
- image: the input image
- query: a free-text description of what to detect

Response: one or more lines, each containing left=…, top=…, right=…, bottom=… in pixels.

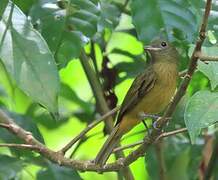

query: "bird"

left=95, top=39, right=179, bottom=165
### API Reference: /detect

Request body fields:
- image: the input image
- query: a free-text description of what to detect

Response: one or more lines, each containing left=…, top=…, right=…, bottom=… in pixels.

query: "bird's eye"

left=161, top=41, right=167, bottom=47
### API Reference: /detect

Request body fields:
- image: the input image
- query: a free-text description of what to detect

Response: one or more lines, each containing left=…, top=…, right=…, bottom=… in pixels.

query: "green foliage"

left=30, top=0, right=100, bottom=67
left=198, top=46, right=218, bottom=90
left=131, top=0, right=200, bottom=43
left=146, top=137, right=202, bottom=180
left=0, top=0, right=218, bottom=179
left=37, top=162, right=81, bottom=180
left=0, top=0, right=8, bottom=19
left=185, top=90, right=218, bottom=143
left=0, top=3, right=60, bottom=116
left=0, top=155, right=24, bottom=180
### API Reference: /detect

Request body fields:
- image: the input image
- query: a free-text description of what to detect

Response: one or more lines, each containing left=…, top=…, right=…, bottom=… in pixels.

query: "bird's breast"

left=130, top=62, right=178, bottom=118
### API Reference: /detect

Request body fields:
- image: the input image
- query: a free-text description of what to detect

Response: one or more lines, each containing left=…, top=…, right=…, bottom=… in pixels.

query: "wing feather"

left=116, top=66, right=157, bottom=125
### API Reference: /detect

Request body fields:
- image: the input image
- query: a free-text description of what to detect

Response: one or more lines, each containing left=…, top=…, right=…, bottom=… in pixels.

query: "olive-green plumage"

left=95, top=39, right=179, bottom=165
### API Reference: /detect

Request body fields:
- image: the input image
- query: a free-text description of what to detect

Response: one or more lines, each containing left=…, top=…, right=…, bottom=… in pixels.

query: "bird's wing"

left=116, top=66, right=157, bottom=125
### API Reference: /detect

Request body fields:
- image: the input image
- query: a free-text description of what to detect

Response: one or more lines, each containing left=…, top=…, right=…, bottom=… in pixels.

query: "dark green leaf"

left=98, top=1, right=121, bottom=29
left=184, top=90, right=218, bottom=143
left=30, top=0, right=99, bottom=66
left=0, top=155, right=24, bottom=180
left=0, top=3, right=60, bottom=115
left=0, top=0, right=8, bottom=19
left=37, top=163, right=81, bottom=180
left=131, top=0, right=199, bottom=43
left=197, top=47, right=218, bottom=90
left=146, top=137, right=202, bottom=180
left=13, top=0, right=37, bottom=14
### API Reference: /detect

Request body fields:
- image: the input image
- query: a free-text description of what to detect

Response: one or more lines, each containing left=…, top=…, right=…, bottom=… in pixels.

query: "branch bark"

left=196, top=51, right=218, bottom=62
left=113, top=128, right=187, bottom=153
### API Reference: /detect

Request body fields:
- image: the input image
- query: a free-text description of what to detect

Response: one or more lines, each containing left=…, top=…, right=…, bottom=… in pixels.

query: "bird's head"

left=144, top=39, right=179, bottom=64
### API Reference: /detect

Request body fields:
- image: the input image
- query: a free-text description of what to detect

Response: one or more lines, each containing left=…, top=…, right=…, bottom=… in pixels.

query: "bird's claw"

left=138, top=112, right=160, bottom=121
left=152, top=117, right=172, bottom=130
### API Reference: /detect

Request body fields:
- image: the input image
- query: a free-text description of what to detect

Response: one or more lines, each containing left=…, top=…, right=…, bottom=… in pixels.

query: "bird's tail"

left=95, top=125, right=122, bottom=165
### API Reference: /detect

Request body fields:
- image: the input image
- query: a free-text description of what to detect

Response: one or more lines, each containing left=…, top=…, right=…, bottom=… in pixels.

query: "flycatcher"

left=95, top=39, right=179, bottom=165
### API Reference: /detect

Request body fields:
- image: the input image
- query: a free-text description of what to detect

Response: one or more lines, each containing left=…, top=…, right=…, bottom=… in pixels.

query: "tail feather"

left=95, top=125, right=122, bottom=165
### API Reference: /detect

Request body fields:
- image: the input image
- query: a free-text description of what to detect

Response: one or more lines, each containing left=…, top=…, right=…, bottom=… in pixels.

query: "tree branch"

left=113, top=128, right=187, bottom=153
left=196, top=51, right=218, bottom=62
left=59, top=106, right=120, bottom=154
left=0, top=143, right=39, bottom=150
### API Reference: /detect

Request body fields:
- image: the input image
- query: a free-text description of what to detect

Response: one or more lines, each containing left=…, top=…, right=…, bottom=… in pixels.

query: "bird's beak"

left=144, top=46, right=161, bottom=51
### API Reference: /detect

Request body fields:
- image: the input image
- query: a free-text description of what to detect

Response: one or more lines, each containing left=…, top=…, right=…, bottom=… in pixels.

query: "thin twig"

left=113, top=141, right=143, bottom=153
left=0, top=122, right=9, bottom=128
left=156, top=127, right=187, bottom=141
left=0, top=143, right=39, bottom=150
left=113, top=128, right=187, bottom=153
left=179, top=69, right=187, bottom=77
left=196, top=51, right=218, bottom=62
left=59, top=106, right=120, bottom=154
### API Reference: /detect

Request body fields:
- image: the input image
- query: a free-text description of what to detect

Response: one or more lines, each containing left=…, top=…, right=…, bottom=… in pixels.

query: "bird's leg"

left=138, top=112, right=171, bottom=130
left=138, top=112, right=160, bottom=136
left=152, top=116, right=172, bottom=129
left=138, top=112, right=160, bottom=121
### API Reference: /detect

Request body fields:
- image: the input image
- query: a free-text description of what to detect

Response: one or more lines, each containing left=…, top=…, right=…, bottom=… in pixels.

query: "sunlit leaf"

left=0, top=3, right=60, bottom=115
left=184, top=90, right=218, bottom=143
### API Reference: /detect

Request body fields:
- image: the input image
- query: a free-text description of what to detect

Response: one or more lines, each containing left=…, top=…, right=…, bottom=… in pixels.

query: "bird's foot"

left=152, top=117, right=172, bottom=130
left=138, top=112, right=160, bottom=121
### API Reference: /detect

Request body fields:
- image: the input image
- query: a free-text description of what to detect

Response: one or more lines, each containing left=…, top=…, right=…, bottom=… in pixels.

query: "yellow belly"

left=118, top=62, right=178, bottom=134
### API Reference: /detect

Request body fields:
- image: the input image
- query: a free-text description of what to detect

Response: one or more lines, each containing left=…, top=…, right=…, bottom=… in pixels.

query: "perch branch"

left=113, top=128, right=187, bottom=153
left=0, top=143, right=39, bottom=150
left=195, top=51, right=218, bottom=62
